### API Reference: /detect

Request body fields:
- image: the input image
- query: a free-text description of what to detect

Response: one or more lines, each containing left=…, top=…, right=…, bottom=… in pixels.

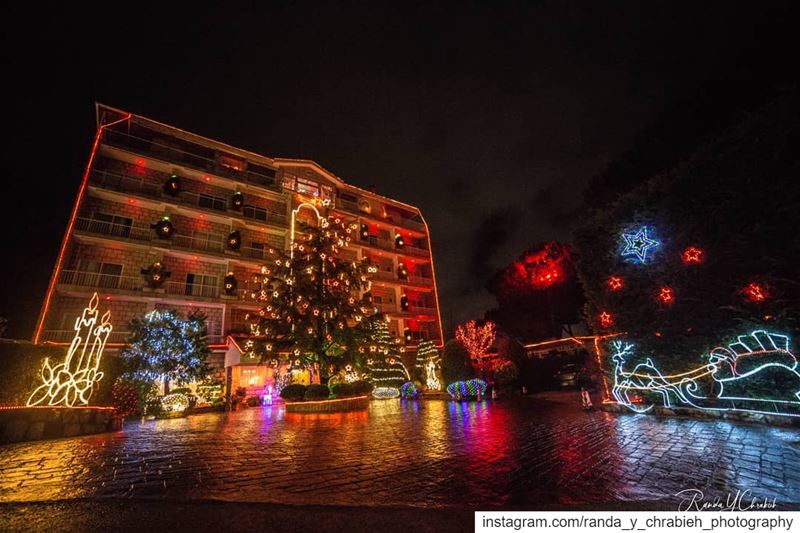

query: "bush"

left=246, top=396, right=261, bottom=407
left=331, top=382, right=354, bottom=398
left=304, top=384, right=330, bottom=400
left=280, top=384, right=307, bottom=401
left=442, top=340, right=475, bottom=384
left=493, top=360, right=520, bottom=386
left=351, top=380, right=374, bottom=395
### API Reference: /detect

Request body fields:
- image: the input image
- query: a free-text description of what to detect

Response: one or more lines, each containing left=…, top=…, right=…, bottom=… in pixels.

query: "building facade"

left=34, top=104, right=443, bottom=378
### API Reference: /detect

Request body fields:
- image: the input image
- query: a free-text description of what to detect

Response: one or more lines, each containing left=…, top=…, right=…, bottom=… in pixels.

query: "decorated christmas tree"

left=247, top=214, right=381, bottom=367
left=366, top=319, right=409, bottom=394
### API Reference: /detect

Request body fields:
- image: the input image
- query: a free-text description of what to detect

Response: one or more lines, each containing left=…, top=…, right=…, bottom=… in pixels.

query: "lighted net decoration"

left=161, top=393, right=190, bottom=413
left=112, top=381, right=139, bottom=417
left=372, top=386, right=400, bottom=399
left=446, top=379, right=488, bottom=399
left=399, top=381, right=418, bottom=399
left=27, top=293, right=112, bottom=407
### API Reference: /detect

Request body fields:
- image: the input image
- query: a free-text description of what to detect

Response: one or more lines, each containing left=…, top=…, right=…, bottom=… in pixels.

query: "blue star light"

left=621, top=227, right=659, bottom=263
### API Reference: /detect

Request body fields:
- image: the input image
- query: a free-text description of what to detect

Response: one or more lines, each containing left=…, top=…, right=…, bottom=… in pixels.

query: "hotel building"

left=34, top=104, right=443, bottom=384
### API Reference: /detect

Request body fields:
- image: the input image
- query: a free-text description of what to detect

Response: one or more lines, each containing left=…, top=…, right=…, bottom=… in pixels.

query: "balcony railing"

left=408, top=275, right=434, bottom=287
left=335, top=198, right=426, bottom=232
left=101, top=128, right=281, bottom=193
left=165, top=281, right=220, bottom=299
left=402, top=245, right=430, bottom=258
left=172, top=232, right=226, bottom=254
left=408, top=305, right=436, bottom=315
left=58, top=270, right=143, bottom=292
left=375, top=302, right=397, bottom=313
left=89, top=168, right=287, bottom=227
left=75, top=217, right=153, bottom=242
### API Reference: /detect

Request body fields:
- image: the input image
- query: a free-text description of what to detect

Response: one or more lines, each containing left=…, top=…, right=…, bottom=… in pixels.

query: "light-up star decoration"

left=621, top=227, right=660, bottom=263
left=27, top=293, right=112, bottom=407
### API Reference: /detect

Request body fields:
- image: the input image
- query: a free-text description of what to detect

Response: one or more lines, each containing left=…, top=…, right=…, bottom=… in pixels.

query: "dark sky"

left=1, top=1, right=796, bottom=338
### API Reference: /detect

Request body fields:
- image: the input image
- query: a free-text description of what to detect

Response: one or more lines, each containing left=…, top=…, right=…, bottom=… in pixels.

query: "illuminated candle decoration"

left=744, top=282, right=768, bottom=302
left=658, top=286, right=675, bottom=304
left=610, top=331, right=800, bottom=417
left=681, top=246, right=704, bottom=264
left=620, top=226, right=659, bottom=264
left=27, top=293, right=112, bottom=407
left=599, top=311, right=614, bottom=328
left=607, top=276, right=624, bottom=291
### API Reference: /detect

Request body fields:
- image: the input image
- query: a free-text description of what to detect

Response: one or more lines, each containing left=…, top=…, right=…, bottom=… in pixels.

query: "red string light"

left=599, top=311, right=614, bottom=328
left=658, top=286, right=675, bottom=304
left=681, top=246, right=704, bottom=264
left=455, top=320, right=496, bottom=360
left=607, top=276, right=624, bottom=291
left=744, top=282, right=768, bottom=302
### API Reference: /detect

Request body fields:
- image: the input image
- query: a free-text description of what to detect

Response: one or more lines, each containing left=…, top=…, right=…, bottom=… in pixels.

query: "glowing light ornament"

left=744, top=282, right=768, bottom=302
left=599, top=311, right=614, bottom=328
left=657, top=286, right=675, bottom=304
left=425, top=359, right=441, bottom=391
left=27, top=293, right=112, bottom=407
left=620, top=226, right=659, bottom=264
left=607, top=276, right=624, bottom=291
left=161, top=393, right=190, bottom=413
left=609, top=331, right=800, bottom=417
left=681, top=246, right=704, bottom=264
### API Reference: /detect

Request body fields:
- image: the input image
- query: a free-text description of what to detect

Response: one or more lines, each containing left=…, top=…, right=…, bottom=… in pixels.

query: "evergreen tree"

left=441, top=339, right=475, bottom=385
left=366, top=319, right=408, bottom=390
left=121, top=310, right=210, bottom=393
left=247, top=214, right=381, bottom=367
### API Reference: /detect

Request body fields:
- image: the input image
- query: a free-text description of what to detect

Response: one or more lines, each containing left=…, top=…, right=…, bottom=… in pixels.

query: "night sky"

left=1, top=2, right=796, bottom=339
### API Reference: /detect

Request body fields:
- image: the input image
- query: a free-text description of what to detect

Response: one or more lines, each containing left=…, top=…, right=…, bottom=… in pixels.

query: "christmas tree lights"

left=607, top=276, right=624, bottom=291
left=681, top=246, right=704, bottom=264
left=27, top=293, right=112, bottom=407
left=455, top=320, right=496, bottom=361
left=744, top=282, right=768, bottom=302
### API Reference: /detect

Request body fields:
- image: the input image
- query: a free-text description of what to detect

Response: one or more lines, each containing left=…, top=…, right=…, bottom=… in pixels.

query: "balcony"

left=75, top=217, right=153, bottom=243
left=101, top=128, right=281, bottom=193
left=172, top=232, right=226, bottom=255
left=89, top=168, right=287, bottom=227
left=375, top=302, right=397, bottom=314
left=408, top=275, right=434, bottom=287
left=408, top=305, right=437, bottom=316
left=58, top=269, right=143, bottom=292
left=165, top=281, right=220, bottom=299
left=335, top=198, right=426, bottom=233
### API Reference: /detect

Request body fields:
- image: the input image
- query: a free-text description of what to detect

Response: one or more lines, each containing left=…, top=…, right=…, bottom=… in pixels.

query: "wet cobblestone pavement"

left=1, top=394, right=799, bottom=508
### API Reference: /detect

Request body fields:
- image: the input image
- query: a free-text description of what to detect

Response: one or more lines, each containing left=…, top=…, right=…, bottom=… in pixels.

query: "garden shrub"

left=442, top=340, right=475, bottom=384
left=246, top=396, right=260, bottom=407
left=331, top=382, right=354, bottom=398
left=304, top=384, right=330, bottom=400
left=350, top=380, right=374, bottom=395
left=280, top=384, right=307, bottom=401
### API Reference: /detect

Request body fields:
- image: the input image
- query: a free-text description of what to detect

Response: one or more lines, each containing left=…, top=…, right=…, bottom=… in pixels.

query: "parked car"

left=554, top=363, right=581, bottom=388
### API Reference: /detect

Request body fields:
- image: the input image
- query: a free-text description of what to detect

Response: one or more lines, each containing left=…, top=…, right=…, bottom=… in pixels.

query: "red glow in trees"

left=455, top=320, right=496, bottom=361
left=505, top=242, right=569, bottom=291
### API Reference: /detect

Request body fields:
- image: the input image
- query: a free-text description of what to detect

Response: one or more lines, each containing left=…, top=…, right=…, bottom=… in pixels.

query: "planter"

left=0, top=406, right=121, bottom=444
left=285, top=395, right=370, bottom=413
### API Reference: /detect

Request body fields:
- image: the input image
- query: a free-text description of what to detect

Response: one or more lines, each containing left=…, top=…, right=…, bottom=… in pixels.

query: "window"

left=249, top=242, right=266, bottom=259
left=80, top=261, right=123, bottom=289
left=282, top=174, right=297, bottom=191
left=186, top=273, right=217, bottom=297
left=198, top=193, right=226, bottom=211
left=297, top=177, right=320, bottom=197
left=321, top=185, right=334, bottom=201
left=243, top=205, right=268, bottom=221
left=93, top=212, right=133, bottom=238
left=218, top=153, right=244, bottom=171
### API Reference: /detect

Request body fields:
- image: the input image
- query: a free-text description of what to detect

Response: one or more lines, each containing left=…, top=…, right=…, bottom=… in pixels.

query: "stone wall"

left=0, top=407, right=121, bottom=444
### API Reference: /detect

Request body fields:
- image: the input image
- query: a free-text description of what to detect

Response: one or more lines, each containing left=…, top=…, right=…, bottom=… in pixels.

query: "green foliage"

left=441, top=339, right=475, bottom=384
left=304, top=384, right=330, bottom=400
left=246, top=216, right=382, bottom=366
left=493, top=360, right=519, bottom=386
left=350, top=380, right=374, bottom=395
left=279, top=384, right=307, bottom=401
left=246, top=396, right=261, bottom=407
left=120, top=310, right=211, bottom=389
left=330, top=382, right=354, bottom=398
left=573, top=96, right=800, bottom=373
